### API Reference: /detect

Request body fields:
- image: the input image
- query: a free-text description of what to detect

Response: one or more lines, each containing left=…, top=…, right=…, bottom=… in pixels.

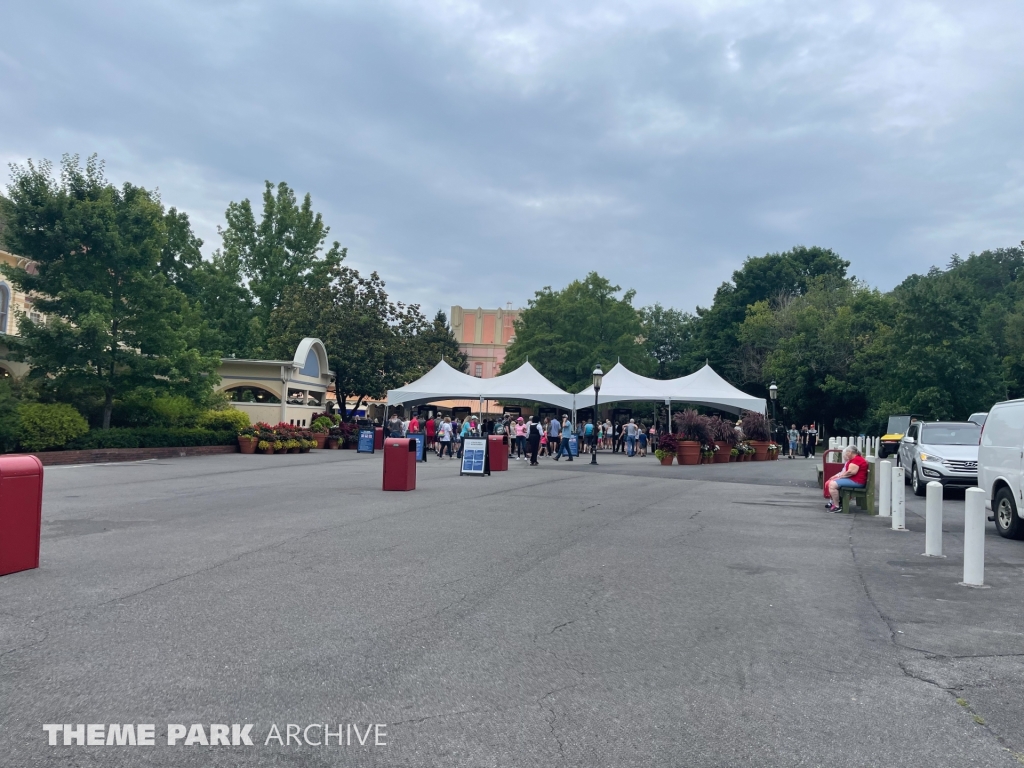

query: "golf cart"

left=878, top=414, right=919, bottom=460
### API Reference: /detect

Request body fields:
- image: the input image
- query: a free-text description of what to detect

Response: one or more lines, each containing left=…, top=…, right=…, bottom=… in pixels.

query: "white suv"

left=978, top=399, right=1024, bottom=539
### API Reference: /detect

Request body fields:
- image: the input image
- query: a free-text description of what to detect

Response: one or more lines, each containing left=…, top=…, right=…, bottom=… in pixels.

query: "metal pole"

left=961, top=487, right=986, bottom=587
left=891, top=466, right=906, bottom=530
left=924, top=481, right=944, bottom=557
left=591, top=387, right=599, bottom=465
left=878, top=460, right=892, bottom=518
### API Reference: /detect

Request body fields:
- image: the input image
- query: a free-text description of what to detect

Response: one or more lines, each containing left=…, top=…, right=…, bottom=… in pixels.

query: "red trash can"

left=0, top=454, right=44, bottom=577
left=488, top=435, right=509, bottom=471
left=383, top=438, right=417, bottom=491
left=374, top=427, right=384, bottom=451
left=822, top=448, right=845, bottom=497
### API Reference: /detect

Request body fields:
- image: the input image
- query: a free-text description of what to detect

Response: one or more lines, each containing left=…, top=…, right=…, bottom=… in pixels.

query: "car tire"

left=994, top=486, right=1024, bottom=540
left=911, top=464, right=927, bottom=496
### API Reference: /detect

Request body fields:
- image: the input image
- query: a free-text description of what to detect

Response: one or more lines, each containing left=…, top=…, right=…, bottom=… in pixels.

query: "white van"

left=978, top=399, right=1024, bottom=539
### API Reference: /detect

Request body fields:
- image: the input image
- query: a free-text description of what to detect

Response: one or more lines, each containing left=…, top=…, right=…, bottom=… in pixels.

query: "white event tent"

left=576, top=362, right=766, bottom=415
left=386, top=360, right=575, bottom=411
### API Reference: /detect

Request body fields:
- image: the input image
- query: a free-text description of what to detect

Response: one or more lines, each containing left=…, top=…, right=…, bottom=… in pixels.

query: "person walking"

left=388, top=413, right=403, bottom=437
left=584, top=418, right=596, bottom=453
left=457, top=416, right=472, bottom=459
left=548, top=415, right=561, bottom=458
left=787, top=424, right=800, bottom=459
left=625, top=418, right=638, bottom=457
left=514, top=417, right=527, bottom=460
left=527, top=415, right=542, bottom=466
left=553, top=415, right=574, bottom=461
left=425, top=414, right=436, bottom=450
left=638, top=424, right=648, bottom=457
left=805, top=423, right=818, bottom=458
left=437, top=416, right=454, bottom=458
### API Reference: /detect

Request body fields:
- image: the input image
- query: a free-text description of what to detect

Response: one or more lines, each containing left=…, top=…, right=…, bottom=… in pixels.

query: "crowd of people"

left=384, top=412, right=664, bottom=465
left=784, top=423, right=819, bottom=458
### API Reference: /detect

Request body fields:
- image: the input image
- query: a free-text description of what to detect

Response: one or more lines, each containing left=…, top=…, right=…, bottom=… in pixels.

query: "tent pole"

left=668, top=399, right=672, bottom=433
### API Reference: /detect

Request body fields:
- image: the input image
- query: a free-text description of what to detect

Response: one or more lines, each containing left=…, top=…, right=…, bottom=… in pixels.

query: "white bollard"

left=923, top=481, right=945, bottom=557
left=878, top=460, right=892, bottom=518
left=891, top=466, right=906, bottom=530
left=961, top=487, right=986, bottom=587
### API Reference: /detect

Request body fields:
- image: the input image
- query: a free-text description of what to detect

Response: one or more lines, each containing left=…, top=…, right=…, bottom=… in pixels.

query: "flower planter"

left=288, top=447, right=299, bottom=454
left=260, top=446, right=275, bottom=455
left=313, top=434, right=328, bottom=449
left=660, top=455, right=675, bottom=466
left=750, top=441, right=771, bottom=461
left=677, top=441, right=701, bottom=465
left=237, top=436, right=258, bottom=454
left=713, top=442, right=731, bottom=463
left=729, top=454, right=737, bottom=462
left=326, top=437, right=340, bottom=449
left=299, top=446, right=310, bottom=453
left=275, top=447, right=288, bottom=454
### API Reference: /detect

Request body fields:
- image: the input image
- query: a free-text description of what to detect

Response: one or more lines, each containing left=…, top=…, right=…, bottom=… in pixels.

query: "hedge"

left=17, top=403, right=90, bottom=451
left=64, top=427, right=238, bottom=451
left=196, top=409, right=250, bottom=431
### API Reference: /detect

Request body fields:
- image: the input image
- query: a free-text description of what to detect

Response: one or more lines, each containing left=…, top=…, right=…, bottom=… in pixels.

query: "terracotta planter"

left=326, top=437, right=340, bottom=449
left=275, top=447, right=288, bottom=454
left=260, top=446, right=275, bottom=455
left=677, top=441, right=701, bottom=465
left=299, top=446, right=310, bottom=453
left=729, top=454, right=737, bottom=462
left=660, top=455, right=675, bottom=466
left=288, top=447, right=299, bottom=454
left=714, top=442, right=731, bottom=463
left=750, top=441, right=771, bottom=461
left=238, top=436, right=258, bottom=454
left=313, top=434, right=328, bottom=449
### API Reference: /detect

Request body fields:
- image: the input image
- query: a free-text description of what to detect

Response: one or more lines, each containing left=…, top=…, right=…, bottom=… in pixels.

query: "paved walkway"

left=1, top=451, right=1023, bottom=766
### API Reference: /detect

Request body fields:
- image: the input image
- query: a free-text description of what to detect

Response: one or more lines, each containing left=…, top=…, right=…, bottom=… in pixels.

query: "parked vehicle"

left=898, top=421, right=980, bottom=497
left=878, top=414, right=918, bottom=459
left=968, top=412, right=988, bottom=427
left=978, top=400, right=1024, bottom=539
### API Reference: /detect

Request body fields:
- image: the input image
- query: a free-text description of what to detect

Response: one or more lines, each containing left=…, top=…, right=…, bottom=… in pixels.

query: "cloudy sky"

left=2, top=0, right=1021, bottom=315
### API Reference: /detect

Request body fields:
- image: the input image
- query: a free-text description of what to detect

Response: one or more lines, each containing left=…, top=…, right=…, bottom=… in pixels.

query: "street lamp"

left=591, top=365, right=603, bottom=465
left=769, top=380, right=778, bottom=429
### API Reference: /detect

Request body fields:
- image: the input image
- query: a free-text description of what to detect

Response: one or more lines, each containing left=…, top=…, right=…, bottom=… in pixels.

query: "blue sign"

left=460, top=438, right=489, bottom=475
left=568, top=435, right=579, bottom=457
left=357, top=429, right=375, bottom=453
left=409, top=432, right=426, bottom=462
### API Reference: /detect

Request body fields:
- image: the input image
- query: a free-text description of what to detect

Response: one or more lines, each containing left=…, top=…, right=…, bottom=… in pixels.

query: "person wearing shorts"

left=826, top=445, right=867, bottom=512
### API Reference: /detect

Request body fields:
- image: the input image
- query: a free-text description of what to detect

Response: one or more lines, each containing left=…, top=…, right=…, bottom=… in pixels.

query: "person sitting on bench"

left=826, top=445, right=867, bottom=513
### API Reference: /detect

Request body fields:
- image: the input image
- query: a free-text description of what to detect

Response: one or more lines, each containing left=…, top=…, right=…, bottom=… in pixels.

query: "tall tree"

left=221, top=181, right=342, bottom=353
left=266, top=259, right=431, bottom=419
left=0, top=155, right=221, bottom=428
left=502, top=273, right=648, bottom=391
left=640, top=303, right=700, bottom=379
left=416, top=310, right=467, bottom=372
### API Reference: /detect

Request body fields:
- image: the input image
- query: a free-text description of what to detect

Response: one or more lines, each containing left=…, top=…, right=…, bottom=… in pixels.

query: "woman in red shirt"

left=826, top=445, right=868, bottom=512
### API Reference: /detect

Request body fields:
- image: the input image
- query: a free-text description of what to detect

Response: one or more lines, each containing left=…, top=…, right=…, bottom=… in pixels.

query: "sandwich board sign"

left=357, top=429, right=375, bottom=453
left=460, top=437, right=490, bottom=476
left=567, top=434, right=579, bottom=457
left=409, top=432, right=426, bottom=462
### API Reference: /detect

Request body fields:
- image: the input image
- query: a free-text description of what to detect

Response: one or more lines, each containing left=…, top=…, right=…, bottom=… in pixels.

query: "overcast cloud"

left=2, top=0, right=1021, bottom=314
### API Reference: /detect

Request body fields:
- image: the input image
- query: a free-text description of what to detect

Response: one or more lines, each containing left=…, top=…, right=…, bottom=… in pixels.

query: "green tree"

left=640, top=303, right=700, bottom=378
left=696, top=246, right=850, bottom=385
left=266, top=259, right=430, bottom=419
left=221, top=181, right=342, bottom=353
left=0, top=155, right=222, bottom=428
left=416, top=310, right=467, bottom=372
left=502, top=273, right=648, bottom=391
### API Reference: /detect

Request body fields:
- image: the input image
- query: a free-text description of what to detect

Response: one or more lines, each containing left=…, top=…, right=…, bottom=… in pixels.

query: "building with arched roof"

left=216, top=338, right=335, bottom=427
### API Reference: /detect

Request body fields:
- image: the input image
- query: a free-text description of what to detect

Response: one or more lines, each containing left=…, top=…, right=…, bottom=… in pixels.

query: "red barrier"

left=383, top=438, right=417, bottom=491
left=374, top=427, right=384, bottom=451
left=0, top=454, right=43, bottom=576
left=822, top=448, right=845, bottom=498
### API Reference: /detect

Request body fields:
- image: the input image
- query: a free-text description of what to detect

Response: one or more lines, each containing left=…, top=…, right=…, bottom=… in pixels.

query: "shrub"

left=17, top=403, right=90, bottom=451
left=311, top=416, right=334, bottom=433
left=707, top=416, right=738, bottom=446
left=197, top=409, right=250, bottom=432
left=150, top=395, right=202, bottom=427
left=740, top=411, right=771, bottom=442
left=673, top=410, right=712, bottom=444
left=658, top=433, right=679, bottom=454
left=64, top=427, right=236, bottom=450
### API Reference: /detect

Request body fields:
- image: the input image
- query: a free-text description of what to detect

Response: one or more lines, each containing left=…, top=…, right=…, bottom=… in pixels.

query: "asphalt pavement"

left=1, top=448, right=1023, bottom=766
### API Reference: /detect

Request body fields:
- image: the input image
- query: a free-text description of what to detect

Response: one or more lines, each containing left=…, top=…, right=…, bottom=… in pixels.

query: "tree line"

left=504, top=244, right=1024, bottom=435
left=0, top=155, right=465, bottom=431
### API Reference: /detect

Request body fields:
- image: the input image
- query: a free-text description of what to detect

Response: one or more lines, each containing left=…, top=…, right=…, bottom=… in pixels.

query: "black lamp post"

left=591, top=365, right=603, bottom=465
left=769, top=380, right=778, bottom=430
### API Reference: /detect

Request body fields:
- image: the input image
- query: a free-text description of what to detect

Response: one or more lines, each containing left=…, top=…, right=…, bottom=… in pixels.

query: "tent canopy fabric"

left=386, top=360, right=575, bottom=410
left=577, top=362, right=765, bottom=414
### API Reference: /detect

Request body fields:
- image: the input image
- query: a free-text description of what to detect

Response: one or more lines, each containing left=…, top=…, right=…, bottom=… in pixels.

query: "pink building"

left=450, top=305, right=520, bottom=378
